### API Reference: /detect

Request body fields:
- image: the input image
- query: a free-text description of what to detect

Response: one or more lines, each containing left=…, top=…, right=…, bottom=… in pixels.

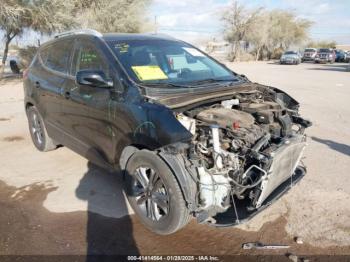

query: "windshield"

left=319, top=49, right=331, bottom=53
left=284, top=51, right=297, bottom=55
left=106, top=39, right=237, bottom=86
left=304, top=49, right=316, bottom=52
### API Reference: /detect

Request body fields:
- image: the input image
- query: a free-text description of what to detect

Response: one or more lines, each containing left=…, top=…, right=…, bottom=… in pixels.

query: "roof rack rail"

left=54, top=29, right=103, bottom=39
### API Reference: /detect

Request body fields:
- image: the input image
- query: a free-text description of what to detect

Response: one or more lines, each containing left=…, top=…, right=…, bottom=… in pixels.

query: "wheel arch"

left=119, top=144, right=197, bottom=212
left=158, top=151, right=197, bottom=212
left=25, top=102, right=34, bottom=113
left=119, top=145, right=140, bottom=171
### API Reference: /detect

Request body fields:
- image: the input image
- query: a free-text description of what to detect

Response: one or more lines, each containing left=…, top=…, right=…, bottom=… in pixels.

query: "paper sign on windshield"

left=131, top=66, right=168, bottom=81
left=183, top=47, right=205, bottom=57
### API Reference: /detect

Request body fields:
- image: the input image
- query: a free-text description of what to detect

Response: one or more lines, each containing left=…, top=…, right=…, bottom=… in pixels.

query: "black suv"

left=24, top=29, right=311, bottom=235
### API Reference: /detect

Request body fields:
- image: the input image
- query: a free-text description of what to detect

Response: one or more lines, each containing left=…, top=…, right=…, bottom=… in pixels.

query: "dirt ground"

left=0, top=61, right=349, bottom=259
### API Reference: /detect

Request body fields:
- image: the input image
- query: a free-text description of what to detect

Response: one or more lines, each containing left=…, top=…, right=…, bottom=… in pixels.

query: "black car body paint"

left=24, top=31, right=311, bottom=232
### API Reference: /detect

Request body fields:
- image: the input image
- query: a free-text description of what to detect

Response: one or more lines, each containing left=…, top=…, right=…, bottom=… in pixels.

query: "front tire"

left=125, top=150, right=191, bottom=235
left=27, top=106, right=57, bottom=152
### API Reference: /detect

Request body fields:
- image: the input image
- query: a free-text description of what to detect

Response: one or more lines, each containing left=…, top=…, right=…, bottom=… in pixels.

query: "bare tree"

left=0, top=0, right=74, bottom=77
left=222, top=2, right=312, bottom=61
left=222, top=1, right=263, bottom=61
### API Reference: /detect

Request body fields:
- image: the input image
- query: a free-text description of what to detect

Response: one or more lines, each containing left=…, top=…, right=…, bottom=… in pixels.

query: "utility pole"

left=154, top=15, right=158, bottom=34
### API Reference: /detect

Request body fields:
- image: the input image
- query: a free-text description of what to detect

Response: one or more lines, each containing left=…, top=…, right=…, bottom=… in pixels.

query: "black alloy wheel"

left=125, top=150, right=191, bottom=235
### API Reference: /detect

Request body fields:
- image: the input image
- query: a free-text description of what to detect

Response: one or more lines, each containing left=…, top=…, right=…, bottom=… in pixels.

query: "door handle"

left=64, top=91, right=70, bottom=99
left=35, top=81, right=40, bottom=88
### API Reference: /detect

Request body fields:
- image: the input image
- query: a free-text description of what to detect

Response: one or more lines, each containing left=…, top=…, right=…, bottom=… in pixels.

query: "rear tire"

left=125, top=150, right=191, bottom=235
left=27, top=106, right=57, bottom=152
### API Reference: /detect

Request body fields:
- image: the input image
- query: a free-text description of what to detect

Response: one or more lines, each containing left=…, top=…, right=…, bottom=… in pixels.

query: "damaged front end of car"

left=157, top=84, right=311, bottom=226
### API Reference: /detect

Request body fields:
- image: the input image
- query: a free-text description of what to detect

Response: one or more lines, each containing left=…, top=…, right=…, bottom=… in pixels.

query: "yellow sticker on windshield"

left=131, top=66, right=168, bottom=81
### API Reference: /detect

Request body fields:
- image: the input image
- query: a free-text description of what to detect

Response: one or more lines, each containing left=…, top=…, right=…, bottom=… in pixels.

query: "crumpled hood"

left=144, top=82, right=299, bottom=111
left=144, top=82, right=254, bottom=109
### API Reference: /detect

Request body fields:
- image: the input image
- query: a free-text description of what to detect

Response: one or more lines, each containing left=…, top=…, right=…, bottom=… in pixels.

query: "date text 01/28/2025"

left=127, top=255, right=220, bottom=261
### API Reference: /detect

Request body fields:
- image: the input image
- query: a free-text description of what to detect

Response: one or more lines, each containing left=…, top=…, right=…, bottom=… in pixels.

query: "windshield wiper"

left=189, top=78, right=239, bottom=85
left=141, top=82, right=191, bottom=88
left=140, top=78, right=240, bottom=89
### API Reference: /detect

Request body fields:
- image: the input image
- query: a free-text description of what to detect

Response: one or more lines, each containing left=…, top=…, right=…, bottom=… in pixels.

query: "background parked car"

left=315, top=48, right=335, bottom=63
left=345, top=51, right=350, bottom=63
left=302, top=48, right=317, bottom=62
left=335, top=49, right=346, bottom=62
left=280, top=51, right=301, bottom=64
left=7, top=56, right=22, bottom=74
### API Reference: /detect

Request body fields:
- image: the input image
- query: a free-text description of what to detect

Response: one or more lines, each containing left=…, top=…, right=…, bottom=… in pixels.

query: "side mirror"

left=76, top=70, right=113, bottom=88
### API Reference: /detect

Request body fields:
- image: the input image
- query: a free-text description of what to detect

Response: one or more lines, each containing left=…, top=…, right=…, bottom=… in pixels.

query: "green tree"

left=266, top=10, right=312, bottom=55
left=306, top=40, right=337, bottom=49
left=245, top=13, right=269, bottom=60
left=0, top=0, right=74, bottom=77
left=252, top=10, right=312, bottom=59
left=73, top=0, right=152, bottom=33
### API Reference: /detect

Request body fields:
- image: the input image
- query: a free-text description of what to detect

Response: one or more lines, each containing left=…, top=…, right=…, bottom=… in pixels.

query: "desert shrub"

left=271, top=47, right=284, bottom=59
left=239, top=52, right=255, bottom=61
left=18, top=46, right=38, bottom=69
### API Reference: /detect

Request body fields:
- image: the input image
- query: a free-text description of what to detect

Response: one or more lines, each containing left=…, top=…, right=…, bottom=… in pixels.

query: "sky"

left=150, top=0, right=350, bottom=44
left=1, top=0, right=349, bottom=49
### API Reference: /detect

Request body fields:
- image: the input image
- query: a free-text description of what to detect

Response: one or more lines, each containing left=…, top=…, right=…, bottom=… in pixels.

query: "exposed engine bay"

left=175, top=85, right=311, bottom=223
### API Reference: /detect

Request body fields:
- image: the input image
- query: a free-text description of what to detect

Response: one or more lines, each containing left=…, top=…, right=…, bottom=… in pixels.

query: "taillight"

left=23, top=68, right=29, bottom=79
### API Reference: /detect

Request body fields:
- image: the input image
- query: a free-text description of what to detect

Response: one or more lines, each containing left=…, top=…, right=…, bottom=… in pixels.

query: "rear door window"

left=40, top=39, right=74, bottom=74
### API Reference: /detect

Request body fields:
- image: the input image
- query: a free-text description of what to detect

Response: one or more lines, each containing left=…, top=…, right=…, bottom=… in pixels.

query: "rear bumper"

left=280, top=60, right=296, bottom=64
left=302, top=57, right=315, bottom=61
